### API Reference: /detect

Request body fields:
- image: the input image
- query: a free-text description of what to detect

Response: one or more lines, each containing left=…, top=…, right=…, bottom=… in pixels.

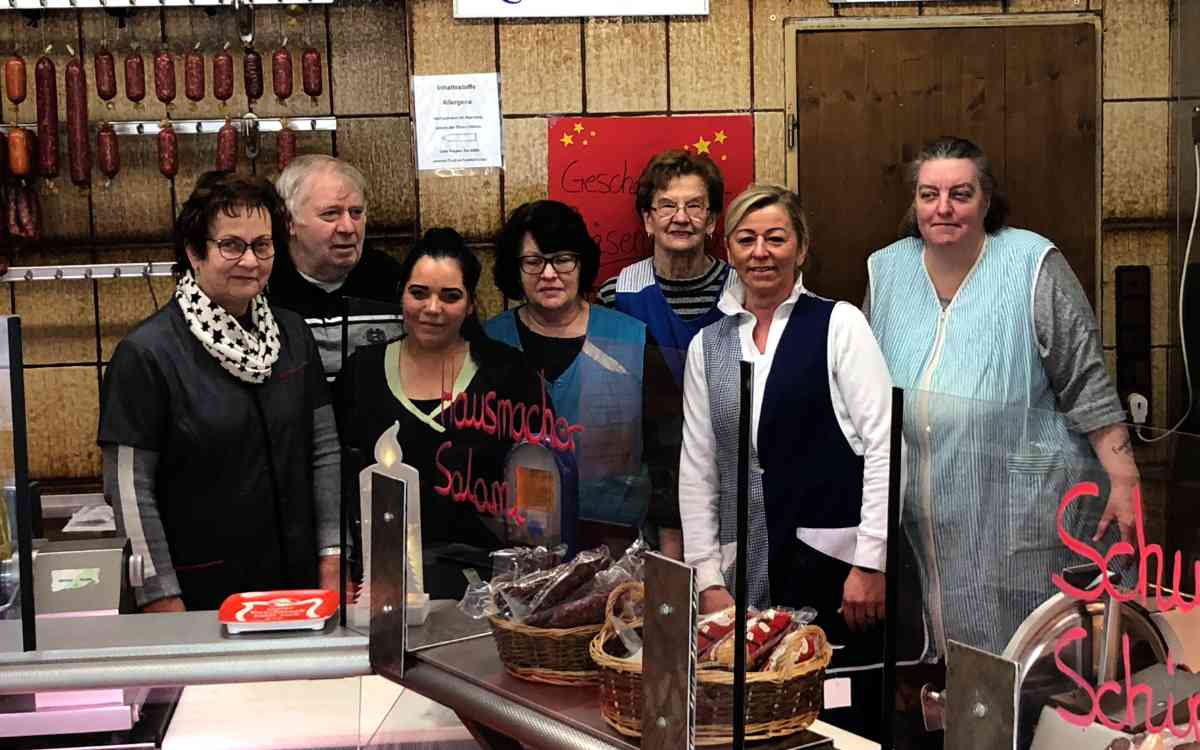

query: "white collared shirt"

left=679, top=273, right=894, bottom=593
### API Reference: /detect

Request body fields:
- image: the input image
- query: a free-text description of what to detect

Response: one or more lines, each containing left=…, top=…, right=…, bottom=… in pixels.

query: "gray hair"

left=275, top=155, right=369, bottom=218
left=899, top=136, right=1008, bottom=237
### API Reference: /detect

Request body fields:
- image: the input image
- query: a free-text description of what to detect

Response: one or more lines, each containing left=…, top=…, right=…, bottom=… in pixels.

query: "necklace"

left=523, top=301, right=586, bottom=336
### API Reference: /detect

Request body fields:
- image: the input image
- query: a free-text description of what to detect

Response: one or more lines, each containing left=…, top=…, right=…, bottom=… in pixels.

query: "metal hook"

left=236, top=0, right=255, bottom=46
left=142, top=263, right=152, bottom=278
left=242, top=112, right=260, bottom=159
left=309, top=118, right=316, bottom=131
left=113, top=268, right=122, bottom=278
left=53, top=269, right=63, bottom=280
left=23, top=271, right=32, bottom=281
left=83, top=268, right=93, bottom=280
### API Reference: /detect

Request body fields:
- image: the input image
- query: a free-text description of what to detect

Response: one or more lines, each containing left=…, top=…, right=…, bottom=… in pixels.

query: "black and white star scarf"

left=175, top=271, right=281, bottom=384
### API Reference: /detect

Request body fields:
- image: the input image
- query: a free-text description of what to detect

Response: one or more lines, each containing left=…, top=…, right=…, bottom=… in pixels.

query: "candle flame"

left=373, top=421, right=403, bottom=469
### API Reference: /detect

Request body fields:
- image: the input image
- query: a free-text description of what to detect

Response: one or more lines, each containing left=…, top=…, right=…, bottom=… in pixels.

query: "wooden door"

left=794, top=23, right=1098, bottom=305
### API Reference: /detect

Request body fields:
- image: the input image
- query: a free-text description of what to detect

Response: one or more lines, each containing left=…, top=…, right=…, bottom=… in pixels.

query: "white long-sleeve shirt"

left=679, top=274, right=894, bottom=594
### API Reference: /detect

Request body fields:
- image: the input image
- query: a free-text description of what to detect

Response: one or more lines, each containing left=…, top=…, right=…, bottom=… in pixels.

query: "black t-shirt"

left=512, top=313, right=585, bottom=383
left=98, top=299, right=328, bottom=608
left=335, top=336, right=545, bottom=599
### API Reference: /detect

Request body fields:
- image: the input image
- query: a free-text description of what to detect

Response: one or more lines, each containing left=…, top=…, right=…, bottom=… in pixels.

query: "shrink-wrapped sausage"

left=271, top=48, right=292, bottom=100
left=212, top=49, right=234, bottom=102
left=35, top=56, right=59, bottom=178
left=124, top=53, right=146, bottom=103
left=97, top=124, right=120, bottom=179
left=276, top=127, right=296, bottom=172
left=65, top=58, right=91, bottom=187
left=15, top=185, right=38, bottom=240
left=301, top=48, right=322, bottom=98
left=153, top=51, right=176, bottom=105
left=243, top=48, right=263, bottom=101
left=157, top=125, right=178, bottom=178
left=184, top=50, right=204, bottom=102
left=7, top=127, right=33, bottom=178
left=94, top=49, right=117, bottom=101
left=215, top=120, right=237, bottom=172
left=4, top=56, right=26, bottom=105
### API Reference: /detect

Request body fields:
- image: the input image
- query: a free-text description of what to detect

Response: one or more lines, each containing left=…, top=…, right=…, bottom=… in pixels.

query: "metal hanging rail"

left=0, top=116, right=338, bottom=136
left=0, top=262, right=176, bottom=283
left=0, top=0, right=332, bottom=8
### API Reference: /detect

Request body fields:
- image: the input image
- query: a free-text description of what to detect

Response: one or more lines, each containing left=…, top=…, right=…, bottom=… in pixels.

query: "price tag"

left=824, top=677, right=852, bottom=709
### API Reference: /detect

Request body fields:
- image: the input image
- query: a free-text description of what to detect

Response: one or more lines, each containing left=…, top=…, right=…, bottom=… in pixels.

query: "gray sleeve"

left=103, top=443, right=180, bottom=607
left=1034, top=250, right=1127, bottom=433
left=312, top=403, right=341, bottom=550
left=597, top=276, right=618, bottom=307
left=861, top=285, right=871, bottom=322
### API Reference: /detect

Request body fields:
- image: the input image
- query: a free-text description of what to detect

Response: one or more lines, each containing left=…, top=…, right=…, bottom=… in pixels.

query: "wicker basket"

left=589, top=582, right=831, bottom=745
left=488, top=614, right=603, bottom=686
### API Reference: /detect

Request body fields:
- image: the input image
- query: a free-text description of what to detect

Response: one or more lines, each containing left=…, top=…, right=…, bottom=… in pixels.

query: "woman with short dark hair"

left=488, top=200, right=685, bottom=558
left=100, top=171, right=341, bottom=611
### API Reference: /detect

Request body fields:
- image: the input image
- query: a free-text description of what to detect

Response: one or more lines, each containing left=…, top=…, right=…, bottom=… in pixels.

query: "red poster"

left=547, top=114, right=755, bottom=285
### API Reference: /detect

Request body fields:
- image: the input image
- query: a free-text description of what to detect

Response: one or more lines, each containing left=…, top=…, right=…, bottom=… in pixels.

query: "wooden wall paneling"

left=584, top=18, right=667, bottom=113
left=96, top=245, right=174, bottom=360
left=1102, top=0, right=1169, bottom=99
left=336, top=117, right=416, bottom=234
left=1100, top=229, right=1170, bottom=348
left=418, top=168, right=501, bottom=242
left=930, top=26, right=1007, bottom=179
left=1005, top=24, right=1098, bottom=302
left=1009, top=0, right=1086, bottom=10
left=754, top=111, right=785, bottom=186
left=835, top=3, right=918, bottom=17
left=14, top=248, right=97, bottom=364
left=754, top=1, right=832, bottom=110
left=172, top=124, right=221, bottom=212
left=25, top=365, right=101, bottom=479
left=246, top=6, right=331, bottom=120
left=670, top=2, right=751, bottom=112
left=921, top=3, right=1004, bottom=14
left=1103, top=101, right=1169, bottom=220
left=4, top=12, right=79, bottom=127
left=163, top=8, right=250, bottom=122
left=472, top=244, right=502, bottom=321
left=34, top=174, right=93, bottom=244
left=502, top=116, right=548, bottom=214
left=411, top=0, right=496, bottom=75
left=253, top=129, right=333, bottom=183
left=370, top=238, right=409, bottom=267
left=330, top=0, right=410, bottom=115
left=82, top=8, right=161, bottom=124
left=498, top=20, right=581, bottom=116
left=91, top=132, right=173, bottom=242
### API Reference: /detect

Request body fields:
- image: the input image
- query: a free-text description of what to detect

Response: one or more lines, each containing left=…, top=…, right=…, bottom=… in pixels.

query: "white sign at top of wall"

left=453, top=0, right=709, bottom=18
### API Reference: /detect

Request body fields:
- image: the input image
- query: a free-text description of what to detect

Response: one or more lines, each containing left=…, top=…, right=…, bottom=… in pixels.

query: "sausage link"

left=212, top=49, right=234, bottom=102
left=276, top=127, right=297, bottom=172
left=6, top=188, right=18, bottom=239
left=0, top=186, right=6, bottom=243
left=65, top=58, right=91, bottom=187
left=7, top=128, right=33, bottom=178
left=184, top=50, right=204, bottom=102
left=16, top=185, right=38, bottom=240
left=97, top=124, right=120, bottom=179
left=157, top=125, right=178, bottom=178
left=0, top=130, right=8, bottom=182
left=95, top=49, right=117, bottom=101
left=215, top=121, right=237, bottom=172
left=4, top=56, right=26, bottom=105
left=34, top=56, right=59, bottom=179
left=153, top=51, right=176, bottom=105
left=124, top=53, right=146, bottom=103
left=301, top=48, right=322, bottom=98
left=243, top=48, right=263, bottom=101
left=271, top=48, right=292, bottom=100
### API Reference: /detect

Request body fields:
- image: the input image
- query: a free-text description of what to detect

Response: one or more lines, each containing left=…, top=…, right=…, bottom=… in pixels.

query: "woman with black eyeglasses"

left=486, top=200, right=685, bottom=558
left=99, top=171, right=341, bottom=611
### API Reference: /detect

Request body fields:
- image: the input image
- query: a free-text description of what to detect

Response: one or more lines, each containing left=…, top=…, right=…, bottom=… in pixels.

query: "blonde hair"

left=724, top=183, right=810, bottom=252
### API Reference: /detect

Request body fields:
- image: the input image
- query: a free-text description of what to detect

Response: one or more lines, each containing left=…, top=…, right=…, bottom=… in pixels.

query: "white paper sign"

left=412, top=73, right=503, bottom=171
left=454, top=0, right=708, bottom=18
left=823, top=676, right=852, bottom=709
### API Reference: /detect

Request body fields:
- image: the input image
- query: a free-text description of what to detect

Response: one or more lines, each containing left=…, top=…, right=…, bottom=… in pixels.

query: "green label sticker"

left=50, top=568, right=101, bottom=593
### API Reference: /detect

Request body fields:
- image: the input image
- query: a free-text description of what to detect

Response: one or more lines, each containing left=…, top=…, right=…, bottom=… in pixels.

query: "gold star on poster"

left=693, top=136, right=711, bottom=154
left=573, top=123, right=584, bottom=133
left=560, top=133, right=575, bottom=146
left=714, top=130, right=727, bottom=144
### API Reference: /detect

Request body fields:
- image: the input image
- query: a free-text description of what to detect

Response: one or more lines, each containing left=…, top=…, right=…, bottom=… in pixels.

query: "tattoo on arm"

left=1113, top=436, right=1133, bottom=455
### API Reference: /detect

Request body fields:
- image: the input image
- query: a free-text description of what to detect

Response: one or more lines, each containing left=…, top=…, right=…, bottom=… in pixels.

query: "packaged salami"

left=525, top=545, right=612, bottom=617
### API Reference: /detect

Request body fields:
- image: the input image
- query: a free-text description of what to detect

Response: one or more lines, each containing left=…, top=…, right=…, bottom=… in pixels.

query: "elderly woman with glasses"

left=99, top=171, right=341, bottom=612
left=486, top=200, right=685, bottom=557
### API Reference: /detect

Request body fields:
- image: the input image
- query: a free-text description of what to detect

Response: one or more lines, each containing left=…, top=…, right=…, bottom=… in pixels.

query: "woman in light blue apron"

left=865, top=136, right=1139, bottom=657
left=486, top=201, right=684, bottom=557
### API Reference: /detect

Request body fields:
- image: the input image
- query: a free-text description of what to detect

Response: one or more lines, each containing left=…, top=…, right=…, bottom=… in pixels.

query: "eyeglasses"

left=651, top=200, right=709, bottom=220
left=519, top=253, right=581, bottom=276
left=209, top=237, right=276, bottom=261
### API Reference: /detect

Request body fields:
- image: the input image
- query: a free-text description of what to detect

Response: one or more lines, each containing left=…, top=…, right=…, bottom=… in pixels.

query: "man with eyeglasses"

left=268, top=155, right=405, bottom=382
left=597, top=149, right=734, bottom=383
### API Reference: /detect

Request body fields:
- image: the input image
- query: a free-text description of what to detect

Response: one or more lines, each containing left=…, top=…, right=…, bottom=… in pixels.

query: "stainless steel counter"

left=0, top=613, right=370, bottom=693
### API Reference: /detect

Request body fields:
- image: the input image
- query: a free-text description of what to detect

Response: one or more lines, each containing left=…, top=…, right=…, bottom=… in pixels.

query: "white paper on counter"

left=412, top=73, right=503, bottom=171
